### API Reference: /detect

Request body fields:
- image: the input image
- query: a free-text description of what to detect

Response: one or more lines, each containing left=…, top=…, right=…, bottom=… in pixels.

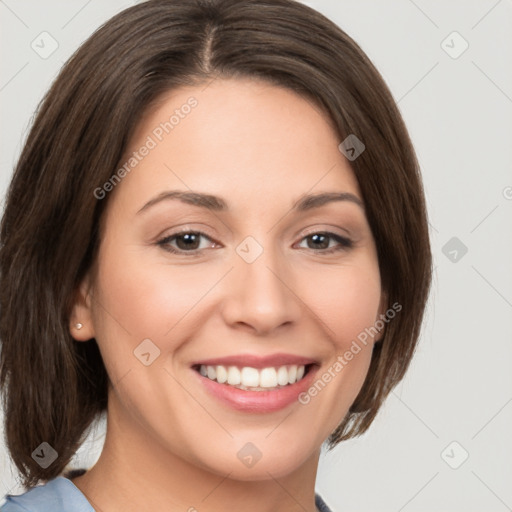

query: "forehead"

left=110, top=77, right=362, bottom=213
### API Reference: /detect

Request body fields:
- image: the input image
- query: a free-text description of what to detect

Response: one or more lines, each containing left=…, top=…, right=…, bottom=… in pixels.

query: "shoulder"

left=2, top=479, right=332, bottom=512
left=1, top=476, right=94, bottom=512
left=315, top=492, right=335, bottom=512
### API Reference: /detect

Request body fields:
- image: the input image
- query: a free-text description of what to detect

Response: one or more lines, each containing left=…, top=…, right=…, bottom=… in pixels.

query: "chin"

left=189, top=433, right=320, bottom=482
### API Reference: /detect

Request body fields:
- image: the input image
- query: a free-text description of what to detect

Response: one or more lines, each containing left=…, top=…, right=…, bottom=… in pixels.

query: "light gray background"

left=1, top=1, right=511, bottom=511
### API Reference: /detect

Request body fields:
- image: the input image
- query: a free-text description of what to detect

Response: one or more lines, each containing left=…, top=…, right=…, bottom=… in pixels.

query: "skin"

left=70, top=77, right=387, bottom=512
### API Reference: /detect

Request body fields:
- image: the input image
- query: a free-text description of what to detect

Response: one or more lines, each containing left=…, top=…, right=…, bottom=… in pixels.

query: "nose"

left=220, top=242, right=303, bottom=336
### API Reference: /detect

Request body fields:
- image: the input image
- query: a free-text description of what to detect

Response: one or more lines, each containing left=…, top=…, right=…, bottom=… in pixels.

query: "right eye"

left=156, top=230, right=219, bottom=255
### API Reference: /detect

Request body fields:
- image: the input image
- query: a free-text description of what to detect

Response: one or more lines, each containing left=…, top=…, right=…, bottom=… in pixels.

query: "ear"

left=69, top=274, right=96, bottom=342
left=374, top=289, right=389, bottom=343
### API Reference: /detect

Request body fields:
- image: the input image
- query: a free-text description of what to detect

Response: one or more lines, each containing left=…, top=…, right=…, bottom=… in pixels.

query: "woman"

left=0, top=0, right=432, bottom=510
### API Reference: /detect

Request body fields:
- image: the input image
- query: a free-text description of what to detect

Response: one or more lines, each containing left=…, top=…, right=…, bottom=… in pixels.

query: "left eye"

left=296, top=232, right=353, bottom=253
left=157, top=231, right=353, bottom=255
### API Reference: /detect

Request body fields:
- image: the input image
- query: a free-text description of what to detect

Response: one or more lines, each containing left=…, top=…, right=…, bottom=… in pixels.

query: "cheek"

left=94, top=244, right=195, bottom=334
left=303, top=259, right=382, bottom=346
left=90, top=244, right=217, bottom=373
left=294, top=261, right=381, bottom=421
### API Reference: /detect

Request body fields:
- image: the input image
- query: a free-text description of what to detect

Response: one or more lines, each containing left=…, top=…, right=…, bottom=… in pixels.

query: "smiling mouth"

left=192, top=363, right=314, bottom=391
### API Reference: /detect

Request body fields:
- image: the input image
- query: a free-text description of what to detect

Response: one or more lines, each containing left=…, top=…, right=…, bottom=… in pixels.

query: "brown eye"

left=157, top=231, right=216, bottom=254
left=297, top=232, right=353, bottom=254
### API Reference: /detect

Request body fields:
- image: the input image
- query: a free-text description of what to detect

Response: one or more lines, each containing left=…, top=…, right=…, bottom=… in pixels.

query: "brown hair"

left=0, top=0, right=432, bottom=488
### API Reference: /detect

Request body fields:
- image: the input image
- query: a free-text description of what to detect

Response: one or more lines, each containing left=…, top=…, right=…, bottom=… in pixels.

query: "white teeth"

left=276, top=366, right=289, bottom=386
left=216, top=365, right=227, bottom=384
left=207, top=366, right=216, bottom=380
left=287, top=365, right=297, bottom=384
left=241, top=367, right=260, bottom=387
left=260, top=367, right=277, bottom=388
left=198, top=363, right=308, bottom=390
left=227, top=366, right=241, bottom=385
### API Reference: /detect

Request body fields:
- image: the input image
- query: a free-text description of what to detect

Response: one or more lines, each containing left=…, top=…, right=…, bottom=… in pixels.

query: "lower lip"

left=194, top=365, right=318, bottom=413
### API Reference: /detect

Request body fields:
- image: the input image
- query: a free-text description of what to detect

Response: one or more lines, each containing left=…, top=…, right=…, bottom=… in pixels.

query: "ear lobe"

left=69, top=275, right=96, bottom=342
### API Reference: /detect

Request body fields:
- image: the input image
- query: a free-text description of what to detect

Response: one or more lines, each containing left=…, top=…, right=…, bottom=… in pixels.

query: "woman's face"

left=74, top=77, right=386, bottom=480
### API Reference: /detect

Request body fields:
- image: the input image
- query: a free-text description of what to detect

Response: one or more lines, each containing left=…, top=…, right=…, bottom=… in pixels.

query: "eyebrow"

left=136, top=190, right=364, bottom=215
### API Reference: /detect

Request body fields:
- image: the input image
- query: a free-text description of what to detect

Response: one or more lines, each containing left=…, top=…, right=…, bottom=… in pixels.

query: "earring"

left=75, top=323, right=83, bottom=330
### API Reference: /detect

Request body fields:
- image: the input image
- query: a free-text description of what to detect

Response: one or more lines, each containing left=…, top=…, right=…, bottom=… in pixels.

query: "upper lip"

left=191, top=353, right=318, bottom=369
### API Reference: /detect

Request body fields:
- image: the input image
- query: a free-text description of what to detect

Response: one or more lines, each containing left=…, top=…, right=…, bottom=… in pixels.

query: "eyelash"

left=156, top=229, right=353, bottom=256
